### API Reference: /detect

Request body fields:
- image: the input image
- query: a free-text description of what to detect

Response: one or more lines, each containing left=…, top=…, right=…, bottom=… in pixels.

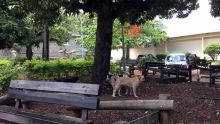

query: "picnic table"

left=143, top=62, right=192, bottom=83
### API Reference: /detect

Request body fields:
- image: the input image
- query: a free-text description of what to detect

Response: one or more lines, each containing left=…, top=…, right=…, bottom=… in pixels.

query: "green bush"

left=110, top=62, right=121, bottom=75
left=156, top=54, right=167, bottom=61
left=204, top=43, right=220, bottom=60
left=138, top=57, right=157, bottom=67
left=0, top=64, right=18, bottom=92
left=0, top=60, right=11, bottom=66
left=23, top=59, right=93, bottom=80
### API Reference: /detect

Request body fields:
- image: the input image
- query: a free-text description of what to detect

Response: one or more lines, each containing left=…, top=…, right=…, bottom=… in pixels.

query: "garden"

left=2, top=0, right=220, bottom=123
left=0, top=51, right=220, bottom=123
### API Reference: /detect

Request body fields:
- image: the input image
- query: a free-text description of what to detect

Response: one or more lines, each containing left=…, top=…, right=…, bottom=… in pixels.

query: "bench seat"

left=0, top=105, right=92, bottom=124
left=0, top=80, right=100, bottom=124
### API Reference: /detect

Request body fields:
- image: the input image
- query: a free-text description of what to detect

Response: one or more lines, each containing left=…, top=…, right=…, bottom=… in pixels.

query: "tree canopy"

left=0, top=0, right=27, bottom=49
left=0, top=1, right=74, bottom=59
left=20, top=0, right=64, bottom=60
left=204, top=43, right=220, bottom=60
left=75, top=15, right=167, bottom=51
left=64, top=0, right=199, bottom=82
left=0, top=0, right=199, bottom=83
left=210, top=0, right=220, bottom=18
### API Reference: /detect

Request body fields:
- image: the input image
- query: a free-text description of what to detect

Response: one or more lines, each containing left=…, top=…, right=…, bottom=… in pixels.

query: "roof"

left=168, top=31, right=220, bottom=42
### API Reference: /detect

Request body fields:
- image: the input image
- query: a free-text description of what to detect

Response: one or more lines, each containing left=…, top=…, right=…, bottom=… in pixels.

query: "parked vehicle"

left=165, top=53, right=189, bottom=68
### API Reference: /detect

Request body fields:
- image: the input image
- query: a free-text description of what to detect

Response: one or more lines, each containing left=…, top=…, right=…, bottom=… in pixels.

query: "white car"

left=165, top=53, right=188, bottom=68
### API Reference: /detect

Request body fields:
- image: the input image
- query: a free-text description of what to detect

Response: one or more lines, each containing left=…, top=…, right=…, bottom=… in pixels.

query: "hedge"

left=23, top=59, right=94, bottom=80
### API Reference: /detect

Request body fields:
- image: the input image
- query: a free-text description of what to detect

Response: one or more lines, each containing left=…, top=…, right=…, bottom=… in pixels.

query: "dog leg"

left=112, top=84, right=120, bottom=97
left=124, top=86, right=128, bottom=95
left=133, top=86, right=138, bottom=97
left=118, top=86, right=122, bottom=96
left=129, top=87, right=133, bottom=95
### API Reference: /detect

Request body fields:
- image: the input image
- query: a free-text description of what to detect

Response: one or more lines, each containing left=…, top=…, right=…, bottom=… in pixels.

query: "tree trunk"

left=42, top=21, right=49, bottom=60
left=126, top=41, right=130, bottom=61
left=121, top=24, right=126, bottom=72
left=26, top=45, right=33, bottom=60
left=92, top=0, right=114, bottom=83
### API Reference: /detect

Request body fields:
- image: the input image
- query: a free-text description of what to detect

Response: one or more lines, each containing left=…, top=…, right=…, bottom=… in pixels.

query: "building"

left=111, top=31, right=220, bottom=60
left=0, top=40, right=82, bottom=59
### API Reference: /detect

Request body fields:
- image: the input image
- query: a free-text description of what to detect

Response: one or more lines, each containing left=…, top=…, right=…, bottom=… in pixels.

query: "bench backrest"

left=145, top=62, right=165, bottom=68
left=8, top=80, right=100, bottom=109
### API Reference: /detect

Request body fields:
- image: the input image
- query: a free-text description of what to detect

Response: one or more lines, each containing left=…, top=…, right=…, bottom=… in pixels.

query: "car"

left=165, top=53, right=189, bottom=68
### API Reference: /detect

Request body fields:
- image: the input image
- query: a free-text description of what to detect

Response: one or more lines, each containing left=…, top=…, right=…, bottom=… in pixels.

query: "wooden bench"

left=144, top=62, right=191, bottom=83
left=0, top=80, right=100, bottom=124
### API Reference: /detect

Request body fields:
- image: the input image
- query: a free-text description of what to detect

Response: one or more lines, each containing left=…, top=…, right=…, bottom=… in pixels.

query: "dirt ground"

left=27, top=76, right=220, bottom=124
left=2, top=72, right=220, bottom=124
left=92, top=81, right=220, bottom=124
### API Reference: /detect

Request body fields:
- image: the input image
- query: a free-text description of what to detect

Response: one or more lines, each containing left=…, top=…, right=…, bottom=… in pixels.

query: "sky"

left=159, top=0, right=220, bottom=37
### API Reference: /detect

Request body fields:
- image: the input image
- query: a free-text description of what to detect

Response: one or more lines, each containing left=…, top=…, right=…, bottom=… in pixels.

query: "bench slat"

left=8, top=89, right=99, bottom=109
left=10, top=80, right=99, bottom=95
left=0, top=106, right=86, bottom=124
left=145, top=62, right=165, bottom=67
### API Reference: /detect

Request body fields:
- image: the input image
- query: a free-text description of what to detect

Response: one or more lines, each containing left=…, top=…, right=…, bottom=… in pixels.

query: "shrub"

left=23, top=59, right=93, bottom=80
left=138, top=57, right=157, bottom=67
left=0, top=60, right=11, bottom=66
left=0, top=64, right=18, bottom=92
left=110, top=62, right=121, bottom=75
left=204, top=43, right=220, bottom=60
left=156, top=54, right=167, bottom=61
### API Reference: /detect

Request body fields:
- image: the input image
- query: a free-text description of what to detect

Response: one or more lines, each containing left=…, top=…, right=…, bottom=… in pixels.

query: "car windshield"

left=166, top=55, right=186, bottom=62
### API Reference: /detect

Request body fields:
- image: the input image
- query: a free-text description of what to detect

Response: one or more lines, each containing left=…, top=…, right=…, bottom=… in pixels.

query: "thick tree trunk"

left=26, top=45, right=33, bottom=60
left=92, top=1, right=114, bottom=83
left=42, top=21, right=49, bottom=60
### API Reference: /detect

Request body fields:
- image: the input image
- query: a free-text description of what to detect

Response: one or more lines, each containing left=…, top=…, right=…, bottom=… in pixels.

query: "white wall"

left=167, top=39, right=202, bottom=56
left=111, top=46, right=156, bottom=60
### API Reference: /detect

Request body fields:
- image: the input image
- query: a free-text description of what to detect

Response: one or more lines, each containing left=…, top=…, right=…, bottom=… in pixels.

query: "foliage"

left=123, top=21, right=168, bottom=47
left=15, top=16, right=42, bottom=49
left=156, top=54, right=167, bottom=61
left=75, top=16, right=168, bottom=50
left=23, top=59, right=93, bottom=80
left=64, top=0, right=199, bottom=82
left=0, top=64, right=18, bottom=92
left=21, top=0, right=62, bottom=26
left=74, top=14, right=97, bottom=51
left=50, top=14, right=79, bottom=45
left=0, top=0, right=27, bottom=49
left=0, top=60, right=11, bottom=66
left=204, top=43, right=220, bottom=60
left=210, top=0, right=220, bottom=18
left=20, top=0, right=64, bottom=60
left=137, top=56, right=157, bottom=67
left=109, top=62, right=121, bottom=76
left=211, top=60, right=220, bottom=65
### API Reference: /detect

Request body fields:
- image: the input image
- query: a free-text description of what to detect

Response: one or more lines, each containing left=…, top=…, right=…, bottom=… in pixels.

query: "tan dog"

left=109, top=75, right=130, bottom=96
left=112, top=75, right=144, bottom=97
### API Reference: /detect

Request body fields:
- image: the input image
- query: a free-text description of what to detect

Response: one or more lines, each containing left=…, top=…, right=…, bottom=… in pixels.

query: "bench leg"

left=15, top=99, right=20, bottom=109
left=81, top=109, right=88, bottom=123
left=21, top=100, right=29, bottom=109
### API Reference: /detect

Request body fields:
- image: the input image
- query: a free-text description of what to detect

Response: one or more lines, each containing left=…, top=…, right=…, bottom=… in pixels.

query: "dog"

left=112, top=75, right=144, bottom=97
left=107, top=75, right=131, bottom=96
